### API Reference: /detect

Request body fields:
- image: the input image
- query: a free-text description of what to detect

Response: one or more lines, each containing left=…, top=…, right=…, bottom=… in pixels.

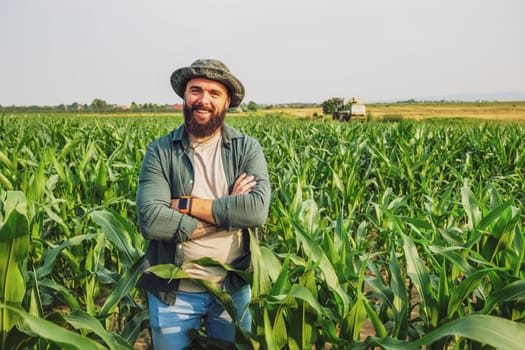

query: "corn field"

left=1, top=113, right=524, bottom=349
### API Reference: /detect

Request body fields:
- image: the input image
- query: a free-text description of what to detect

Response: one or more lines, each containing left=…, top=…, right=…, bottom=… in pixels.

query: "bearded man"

left=136, top=59, right=271, bottom=349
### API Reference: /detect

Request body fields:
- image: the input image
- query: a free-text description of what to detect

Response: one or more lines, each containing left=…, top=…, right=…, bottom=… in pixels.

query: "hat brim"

left=170, top=66, right=245, bottom=108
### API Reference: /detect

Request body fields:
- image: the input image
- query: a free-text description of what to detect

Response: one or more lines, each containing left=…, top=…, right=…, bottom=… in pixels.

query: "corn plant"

left=1, top=113, right=524, bottom=349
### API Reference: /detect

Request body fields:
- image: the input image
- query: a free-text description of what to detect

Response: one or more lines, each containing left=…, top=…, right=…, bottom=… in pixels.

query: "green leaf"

left=0, top=191, right=29, bottom=349
left=64, top=309, right=135, bottom=350
left=403, top=234, right=437, bottom=328
left=344, top=296, right=367, bottom=341
left=0, top=172, right=13, bottom=191
left=91, top=209, right=142, bottom=266
left=429, top=245, right=477, bottom=276
left=0, top=304, right=107, bottom=350
left=37, top=234, right=98, bottom=277
left=261, top=284, right=325, bottom=316
left=250, top=228, right=273, bottom=296
left=267, top=255, right=291, bottom=296
left=119, top=309, right=149, bottom=345
left=263, top=308, right=280, bottom=350
left=447, top=268, right=498, bottom=316
left=412, top=314, right=525, bottom=349
left=260, top=246, right=284, bottom=286
left=38, top=278, right=82, bottom=311
left=461, top=181, right=481, bottom=230
left=99, top=256, right=146, bottom=316
left=271, top=306, right=288, bottom=348
left=147, top=264, right=189, bottom=282
left=292, top=220, right=350, bottom=314
left=362, top=297, right=388, bottom=339
left=482, top=279, right=525, bottom=314
left=388, top=245, right=408, bottom=337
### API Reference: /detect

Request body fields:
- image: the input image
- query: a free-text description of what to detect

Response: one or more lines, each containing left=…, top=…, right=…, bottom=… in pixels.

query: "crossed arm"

left=170, top=173, right=257, bottom=225
left=137, top=135, right=270, bottom=242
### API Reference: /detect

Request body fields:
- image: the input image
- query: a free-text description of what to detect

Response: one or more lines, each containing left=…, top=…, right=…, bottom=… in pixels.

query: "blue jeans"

left=147, top=284, right=252, bottom=350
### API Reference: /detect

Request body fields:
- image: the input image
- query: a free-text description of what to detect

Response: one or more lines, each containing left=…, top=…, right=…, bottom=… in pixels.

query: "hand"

left=170, top=198, right=178, bottom=210
left=230, top=173, right=256, bottom=195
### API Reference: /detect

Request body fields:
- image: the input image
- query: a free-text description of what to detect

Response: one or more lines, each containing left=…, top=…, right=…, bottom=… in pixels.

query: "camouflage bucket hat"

left=170, top=59, right=245, bottom=108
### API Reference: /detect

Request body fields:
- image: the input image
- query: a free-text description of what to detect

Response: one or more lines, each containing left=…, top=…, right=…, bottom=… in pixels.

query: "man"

left=136, top=59, right=271, bottom=350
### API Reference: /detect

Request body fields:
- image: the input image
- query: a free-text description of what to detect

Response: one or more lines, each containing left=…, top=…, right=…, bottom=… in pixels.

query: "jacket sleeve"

left=212, top=137, right=271, bottom=230
left=136, top=140, right=199, bottom=242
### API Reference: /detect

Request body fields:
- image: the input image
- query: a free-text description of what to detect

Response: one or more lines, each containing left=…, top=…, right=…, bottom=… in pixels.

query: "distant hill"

left=377, top=91, right=525, bottom=103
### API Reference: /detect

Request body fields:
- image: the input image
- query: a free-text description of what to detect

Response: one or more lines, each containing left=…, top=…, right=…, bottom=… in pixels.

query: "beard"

left=183, top=102, right=226, bottom=138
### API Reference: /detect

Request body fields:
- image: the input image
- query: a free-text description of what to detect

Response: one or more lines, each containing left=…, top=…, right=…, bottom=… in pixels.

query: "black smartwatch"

left=178, top=196, right=192, bottom=214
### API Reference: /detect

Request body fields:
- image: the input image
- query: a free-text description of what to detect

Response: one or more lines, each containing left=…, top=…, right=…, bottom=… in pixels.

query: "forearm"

left=169, top=198, right=217, bottom=241
left=212, top=188, right=270, bottom=229
left=212, top=152, right=271, bottom=229
left=136, top=143, right=199, bottom=242
left=171, top=197, right=215, bottom=225
left=171, top=174, right=270, bottom=231
left=137, top=198, right=199, bottom=242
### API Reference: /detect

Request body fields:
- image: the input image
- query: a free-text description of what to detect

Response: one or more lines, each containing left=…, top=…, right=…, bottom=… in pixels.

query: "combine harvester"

left=332, top=97, right=367, bottom=122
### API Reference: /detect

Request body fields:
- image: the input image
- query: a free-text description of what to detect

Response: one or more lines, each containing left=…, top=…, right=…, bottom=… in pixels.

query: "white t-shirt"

left=178, top=131, right=244, bottom=292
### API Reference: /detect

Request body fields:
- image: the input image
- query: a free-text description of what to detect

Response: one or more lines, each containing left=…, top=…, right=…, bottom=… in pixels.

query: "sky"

left=2, top=0, right=525, bottom=106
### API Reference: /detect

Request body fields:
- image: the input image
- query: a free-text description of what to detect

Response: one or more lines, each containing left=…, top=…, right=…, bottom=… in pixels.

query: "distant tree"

left=90, top=98, right=108, bottom=112
left=247, top=101, right=258, bottom=112
left=130, top=101, right=140, bottom=112
left=144, top=103, right=156, bottom=112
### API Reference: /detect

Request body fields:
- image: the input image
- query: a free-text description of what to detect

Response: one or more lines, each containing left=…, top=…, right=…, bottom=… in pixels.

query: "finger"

left=238, top=175, right=255, bottom=186
left=232, top=180, right=256, bottom=195
left=233, top=173, right=247, bottom=186
left=236, top=177, right=255, bottom=192
left=239, top=180, right=256, bottom=194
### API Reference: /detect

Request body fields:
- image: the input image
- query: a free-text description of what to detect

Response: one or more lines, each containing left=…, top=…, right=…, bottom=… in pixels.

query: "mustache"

left=191, top=103, right=214, bottom=113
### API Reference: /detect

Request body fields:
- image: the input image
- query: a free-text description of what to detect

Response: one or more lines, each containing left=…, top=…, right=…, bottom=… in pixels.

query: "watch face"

left=179, top=197, right=189, bottom=210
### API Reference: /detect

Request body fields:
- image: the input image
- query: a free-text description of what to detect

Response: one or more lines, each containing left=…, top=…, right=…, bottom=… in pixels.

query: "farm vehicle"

left=332, top=97, right=366, bottom=121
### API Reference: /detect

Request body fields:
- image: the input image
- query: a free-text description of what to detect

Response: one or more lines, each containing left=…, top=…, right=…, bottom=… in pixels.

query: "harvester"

left=332, top=97, right=366, bottom=122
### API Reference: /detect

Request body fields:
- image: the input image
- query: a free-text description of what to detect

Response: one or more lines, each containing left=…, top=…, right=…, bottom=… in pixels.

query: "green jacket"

left=136, top=123, right=271, bottom=305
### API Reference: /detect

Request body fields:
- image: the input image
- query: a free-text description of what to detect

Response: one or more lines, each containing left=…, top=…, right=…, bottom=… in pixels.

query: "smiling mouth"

left=192, top=104, right=213, bottom=114
left=194, top=109, right=210, bottom=114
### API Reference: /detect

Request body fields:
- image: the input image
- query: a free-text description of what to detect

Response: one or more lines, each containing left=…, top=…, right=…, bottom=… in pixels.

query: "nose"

left=197, top=91, right=212, bottom=105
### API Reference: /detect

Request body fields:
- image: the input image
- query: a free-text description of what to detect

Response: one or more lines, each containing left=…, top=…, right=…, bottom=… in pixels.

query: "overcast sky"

left=2, top=0, right=524, bottom=106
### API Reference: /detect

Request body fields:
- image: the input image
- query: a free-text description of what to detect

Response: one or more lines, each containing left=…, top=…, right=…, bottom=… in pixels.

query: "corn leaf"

left=64, top=309, right=135, bottom=350
left=0, top=304, right=107, bottom=350
left=403, top=234, right=438, bottom=327
left=0, top=191, right=29, bottom=349
left=482, top=279, right=525, bottom=314
left=412, top=314, right=525, bottom=349
left=99, top=256, right=146, bottom=316
left=91, top=209, right=142, bottom=266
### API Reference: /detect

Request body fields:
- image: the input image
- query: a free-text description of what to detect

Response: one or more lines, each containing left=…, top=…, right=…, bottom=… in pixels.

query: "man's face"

left=183, top=77, right=231, bottom=138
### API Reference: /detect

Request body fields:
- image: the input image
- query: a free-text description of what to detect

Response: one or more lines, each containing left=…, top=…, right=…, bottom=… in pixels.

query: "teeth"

left=192, top=105, right=212, bottom=113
